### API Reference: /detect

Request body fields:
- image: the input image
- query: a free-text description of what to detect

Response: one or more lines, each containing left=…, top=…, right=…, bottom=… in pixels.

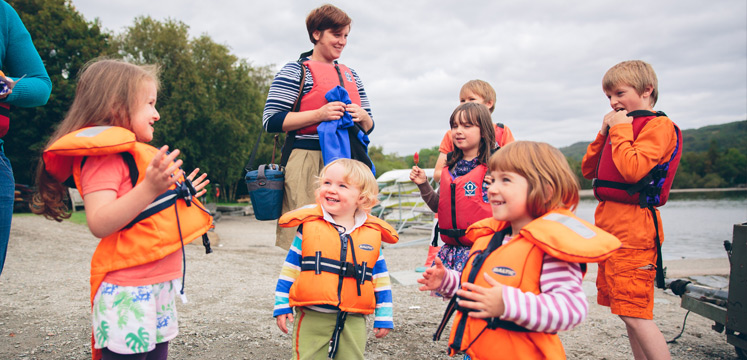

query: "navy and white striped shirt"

left=262, top=59, right=374, bottom=150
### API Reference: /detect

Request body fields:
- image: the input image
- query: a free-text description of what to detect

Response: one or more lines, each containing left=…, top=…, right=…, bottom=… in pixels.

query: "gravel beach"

left=0, top=213, right=739, bottom=359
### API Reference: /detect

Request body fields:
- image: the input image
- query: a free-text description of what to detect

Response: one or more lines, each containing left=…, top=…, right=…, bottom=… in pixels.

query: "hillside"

left=560, top=120, right=747, bottom=159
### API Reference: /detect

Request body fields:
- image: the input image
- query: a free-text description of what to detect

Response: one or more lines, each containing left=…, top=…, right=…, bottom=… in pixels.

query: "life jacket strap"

left=300, top=256, right=373, bottom=283
left=440, top=228, right=512, bottom=353
left=438, top=227, right=467, bottom=241
left=591, top=170, right=667, bottom=209
left=328, top=310, right=348, bottom=359
left=648, top=206, right=666, bottom=289
left=123, top=180, right=198, bottom=229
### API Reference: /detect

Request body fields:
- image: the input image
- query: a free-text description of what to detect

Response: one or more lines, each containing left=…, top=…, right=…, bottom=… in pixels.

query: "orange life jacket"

left=43, top=126, right=213, bottom=301
left=437, top=162, right=491, bottom=246
left=278, top=204, right=398, bottom=314
left=296, top=61, right=362, bottom=135
left=494, top=123, right=506, bottom=148
left=44, top=126, right=213, bottom=360
left=592, top=110, right=682, bottom=208
left=437, top=209, right=621, bottom=359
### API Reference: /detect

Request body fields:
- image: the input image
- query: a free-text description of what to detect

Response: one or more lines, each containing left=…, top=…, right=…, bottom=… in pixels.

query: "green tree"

left=369, top=145, right=408, bottom=176
left=6, top=0, right=110, bottom=184
left=714, top=148, right=747, bottom=185
left=405, top=146, right=440, bottom=168
left=115, top=17, right=273, bottom=201
left=566, top=157, right=592, bottom=189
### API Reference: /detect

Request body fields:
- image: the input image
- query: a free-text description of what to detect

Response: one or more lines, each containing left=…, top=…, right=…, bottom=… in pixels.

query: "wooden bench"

left=68, top=188, right=85, bottom=211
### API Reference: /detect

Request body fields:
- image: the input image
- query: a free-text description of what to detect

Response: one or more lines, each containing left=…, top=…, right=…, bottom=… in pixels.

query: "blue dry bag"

left=245, top=164, right=284, bottom=221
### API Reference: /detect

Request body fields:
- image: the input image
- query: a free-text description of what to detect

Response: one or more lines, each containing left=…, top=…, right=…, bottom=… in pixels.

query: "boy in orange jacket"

left=582, top=60, right=682, bottom=360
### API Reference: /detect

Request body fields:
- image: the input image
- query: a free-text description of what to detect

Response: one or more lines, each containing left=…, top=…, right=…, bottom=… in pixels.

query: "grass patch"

left=66, top=211, right=87, bottom=226
left=216, top=202, right=245, bottom=207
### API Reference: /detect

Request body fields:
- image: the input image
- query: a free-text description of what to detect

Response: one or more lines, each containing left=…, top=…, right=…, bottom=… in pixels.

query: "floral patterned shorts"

left=92, top=280, right=180, bottom=354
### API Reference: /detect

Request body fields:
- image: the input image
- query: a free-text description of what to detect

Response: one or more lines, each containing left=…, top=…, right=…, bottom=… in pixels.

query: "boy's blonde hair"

left=460, top=79, right=496, bottom=113
left=316, top=159, right=379, bottom=211
left=602, top=60, right=658, bottom=107
left=488, top=141, right=579, bottom=219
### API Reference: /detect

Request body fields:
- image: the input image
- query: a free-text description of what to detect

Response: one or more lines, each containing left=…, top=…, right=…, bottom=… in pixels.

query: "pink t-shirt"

left=80, top=154, right=182, bottom=286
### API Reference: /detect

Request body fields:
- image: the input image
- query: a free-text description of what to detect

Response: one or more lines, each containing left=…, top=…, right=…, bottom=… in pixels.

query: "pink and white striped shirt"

left=437, top=235, right=588, bottom=333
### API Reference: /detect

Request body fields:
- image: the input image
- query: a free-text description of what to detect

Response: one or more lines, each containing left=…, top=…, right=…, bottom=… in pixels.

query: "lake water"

left=575, top=190, right=747, bottom=260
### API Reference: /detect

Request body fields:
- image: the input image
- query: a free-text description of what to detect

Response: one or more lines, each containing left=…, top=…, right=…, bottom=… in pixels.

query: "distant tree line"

left=8, top=0, right=275, bottom=202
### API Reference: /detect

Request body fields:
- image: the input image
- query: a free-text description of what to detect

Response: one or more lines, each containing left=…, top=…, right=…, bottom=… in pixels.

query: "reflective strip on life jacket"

left=300, top=254, right=373, bottom=284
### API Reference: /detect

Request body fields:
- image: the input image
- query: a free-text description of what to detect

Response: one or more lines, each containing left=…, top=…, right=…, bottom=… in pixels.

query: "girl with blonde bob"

left=419, top=141, right=620, bottom=359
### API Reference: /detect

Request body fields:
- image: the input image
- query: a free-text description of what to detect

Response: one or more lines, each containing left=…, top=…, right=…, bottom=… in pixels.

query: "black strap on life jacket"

left=329, top=310, right=348, bottom=359
left=332, top=60, right=375, bottom=173
left=278, top=51, right=310, bottom=167
left=326, top=226, right=365, bottom=359
left=649, top=206, right=666, bottom=289
left=439, top=181, right=468, bottom=246
left=300, top=254, right=373, bottom=285
left=433, top=228, right=533, bottom=354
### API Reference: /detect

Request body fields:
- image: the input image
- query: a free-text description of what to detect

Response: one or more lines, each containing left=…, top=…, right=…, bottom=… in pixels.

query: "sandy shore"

left=0, top=213, right=740, bottom=359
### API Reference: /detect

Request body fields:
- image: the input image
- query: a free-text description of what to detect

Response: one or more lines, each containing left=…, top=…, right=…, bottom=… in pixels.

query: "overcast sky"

left=71, top=0, right=747, bottom=155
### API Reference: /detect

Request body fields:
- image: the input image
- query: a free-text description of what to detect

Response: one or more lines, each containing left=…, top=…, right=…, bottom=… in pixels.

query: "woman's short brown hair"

left=306, top=4, right=352, bottom=44
left=488, top=141, right=579, bottom=218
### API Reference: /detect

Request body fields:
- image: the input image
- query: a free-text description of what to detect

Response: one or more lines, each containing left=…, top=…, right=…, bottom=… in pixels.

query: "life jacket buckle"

left=357, top=261, right=367, bottom=285
left=176, top=179, right=197, bottom=207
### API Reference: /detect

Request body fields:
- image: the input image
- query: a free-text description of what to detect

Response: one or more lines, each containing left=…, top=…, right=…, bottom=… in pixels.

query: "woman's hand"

left=276, top=313, right=294, bottom=334
left=316, top=101, right=347, bottom=122
left=409, top=166, right=427, bottom=185
left=417, top=258, right=447, bottom=291
left=345, top=103, right=373, bottom=130
left=186, top=168, right=209, bottom=198
left=456, top=272, right=505, bottom=319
